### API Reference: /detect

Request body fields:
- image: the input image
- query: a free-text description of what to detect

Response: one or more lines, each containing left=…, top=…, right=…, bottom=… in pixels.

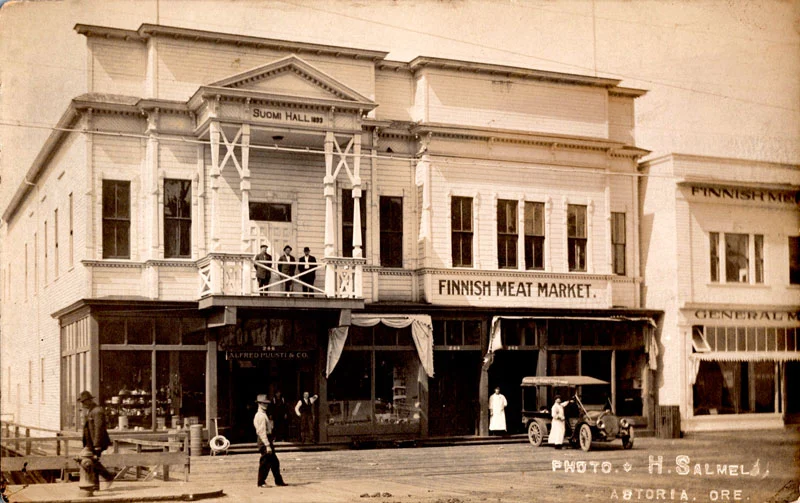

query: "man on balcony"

left=254, top=244, right=272, bottom=296
left=298, top=247, right=317, bottom=297
left=278, top=245, right=296, bottom=293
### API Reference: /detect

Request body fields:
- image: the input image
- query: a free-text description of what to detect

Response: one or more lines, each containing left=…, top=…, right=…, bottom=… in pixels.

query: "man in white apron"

left=489, top=387, right=508, bottom=435
left=549, top=396, right=566, bottom=449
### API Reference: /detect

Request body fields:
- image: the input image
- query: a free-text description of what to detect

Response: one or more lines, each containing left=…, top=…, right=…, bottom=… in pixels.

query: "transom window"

left=249, top=202, right=291, bottom=222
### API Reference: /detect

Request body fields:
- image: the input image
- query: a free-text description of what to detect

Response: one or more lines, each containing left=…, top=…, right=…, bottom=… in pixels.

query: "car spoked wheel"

left=528, top=420, right=544, bottom=447
left=579, top=424, right=592, bottom=452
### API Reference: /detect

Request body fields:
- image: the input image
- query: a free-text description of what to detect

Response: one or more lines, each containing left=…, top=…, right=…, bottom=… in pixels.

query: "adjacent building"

left=0, top=23, right=658, bottom=442
left=639, top=154, right=800, bottom=431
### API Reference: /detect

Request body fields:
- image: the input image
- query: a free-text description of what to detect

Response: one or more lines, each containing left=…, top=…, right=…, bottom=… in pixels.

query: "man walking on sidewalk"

left=254, top=394, right=287, bottom=488
left=79, top=390, right=115, bottom=491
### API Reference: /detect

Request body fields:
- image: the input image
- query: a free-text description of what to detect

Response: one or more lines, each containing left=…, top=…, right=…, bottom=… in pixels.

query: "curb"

left=8, top=489, right=224, bottom=503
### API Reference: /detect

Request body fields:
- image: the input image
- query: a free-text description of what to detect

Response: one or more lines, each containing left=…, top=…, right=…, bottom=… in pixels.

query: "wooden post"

left=162, top=444, right=170, bottom=481
left=14, top=425, right=19, bottom=451
left=25, top=428, right=31, bottom=455
left=56, top=434, right=61, bottom=456
left=136, top=443, right=142, bottom=479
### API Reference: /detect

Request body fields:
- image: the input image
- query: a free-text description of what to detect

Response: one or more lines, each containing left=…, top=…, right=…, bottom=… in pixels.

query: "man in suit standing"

left=297, top=247, right=317, bottom=296
left=277, top=245, right=295, bottom=293
left=294, top=391, right=318, bottom=444
left=253, top=244, right=272, bottom=295
left=79, top=391, right=115, bottom=491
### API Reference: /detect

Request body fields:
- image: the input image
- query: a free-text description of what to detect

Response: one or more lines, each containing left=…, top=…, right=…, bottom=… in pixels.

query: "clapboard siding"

left=378, top=273, right=414, bottom=301
left=375, top=70, right=414, bottom=121
left=428, top=159, right=607, bottom=272
left=90, top=39, right=146, bottom=96
left=160, top=142, right=196, bottom=174
left=424, top=72, right=608, bottom=138
left=156, top=39, right=375, bottom=101
left=92, top=267, right=143, bottom=297
left=158, top=268, right=198, bottom=300
left=608, top=96, right=634, bottom=144
left=611, top=280, right=636, bottom=307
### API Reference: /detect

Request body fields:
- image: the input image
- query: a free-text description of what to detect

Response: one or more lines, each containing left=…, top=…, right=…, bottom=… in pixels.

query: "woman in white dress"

left=549, top=396, right=566, bottom=449
left=489, top=387, right=508, bottom=435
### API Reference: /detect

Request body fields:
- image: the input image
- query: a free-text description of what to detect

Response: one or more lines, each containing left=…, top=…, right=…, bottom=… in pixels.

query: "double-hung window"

left=164, top=179, right=192, bottom=258
left=524, top=202, right=544, bottom=270
left=102, top=180, right=131, bottom=259
left=789, top=237, right=800, bottom=285
left=611, top=212, right=626, bottom=275
left=497, top=199, right=517, bottom=269
left=379, top=196, right=403, bottom=267
left=709, top=232, right=764, bottom=284
left=451, top=196, right=473, bottom=267
left=567, top=204, right=587, bottom=272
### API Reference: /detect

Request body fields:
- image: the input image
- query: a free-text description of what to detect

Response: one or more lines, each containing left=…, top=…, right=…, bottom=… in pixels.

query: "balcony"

left=198, top=253, right=365, bottom=301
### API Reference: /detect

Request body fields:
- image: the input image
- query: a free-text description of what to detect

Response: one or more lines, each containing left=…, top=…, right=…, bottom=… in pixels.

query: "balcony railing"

left=198, top=253, right=365, bottom=299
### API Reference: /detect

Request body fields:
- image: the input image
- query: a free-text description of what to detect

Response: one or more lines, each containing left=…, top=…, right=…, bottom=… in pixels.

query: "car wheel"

left=528, top=420, right=545, bottom=447
left=579, top=424, right=592, bottom=452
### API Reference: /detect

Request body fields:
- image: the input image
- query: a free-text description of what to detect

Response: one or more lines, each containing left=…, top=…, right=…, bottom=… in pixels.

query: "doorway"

left=488, top=351, right=539, bottom=434
left=429, top=351, right=482, bottom=436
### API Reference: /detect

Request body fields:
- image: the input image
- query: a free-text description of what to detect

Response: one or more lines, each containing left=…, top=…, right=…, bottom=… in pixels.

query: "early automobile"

left=520, top=375, right=634, bottom=451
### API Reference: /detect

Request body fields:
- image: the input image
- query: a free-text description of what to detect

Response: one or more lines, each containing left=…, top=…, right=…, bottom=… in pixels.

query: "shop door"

left=489, top=351, right=538, bottom=434
left=429, top=352, right=482, bottom=436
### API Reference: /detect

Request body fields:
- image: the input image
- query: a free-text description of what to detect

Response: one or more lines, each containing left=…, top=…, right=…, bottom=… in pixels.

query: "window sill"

left=706, top=283, right=770, bottom=289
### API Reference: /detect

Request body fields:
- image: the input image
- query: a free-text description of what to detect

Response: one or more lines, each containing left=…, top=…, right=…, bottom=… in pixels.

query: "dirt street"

left=190, top=428, right=800, bottom=503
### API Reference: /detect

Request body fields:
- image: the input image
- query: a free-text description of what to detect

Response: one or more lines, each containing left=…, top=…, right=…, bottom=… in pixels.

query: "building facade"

left=0, top=23, right=658, bottom=442
left=639, top=154, right=800, bottom=432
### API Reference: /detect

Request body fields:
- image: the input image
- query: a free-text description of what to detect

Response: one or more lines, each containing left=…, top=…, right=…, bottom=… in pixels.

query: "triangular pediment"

left=210, top=55, right=373, bottom=104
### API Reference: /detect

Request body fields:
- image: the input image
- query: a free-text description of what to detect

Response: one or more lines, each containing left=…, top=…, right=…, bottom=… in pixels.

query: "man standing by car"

left=79, top=390, right=115, bottom=490
left=549, top=396, right=567, bottom=449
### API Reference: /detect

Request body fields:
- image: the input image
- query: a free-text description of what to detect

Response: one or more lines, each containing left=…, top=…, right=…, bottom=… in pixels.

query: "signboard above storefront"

left=250, top=107, right=327, bottom=126
left=684, top=184, right=799, bottom=206
left=226, top=350, right=313, bottom=360
left=422, top=271, right=610, bottom=308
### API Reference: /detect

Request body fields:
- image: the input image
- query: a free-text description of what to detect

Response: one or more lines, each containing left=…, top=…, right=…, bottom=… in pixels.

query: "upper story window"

left=341, top=190, right=367, bottom=258
left=709, top=232, right=764, bottom=284
left=611, top=212, right=626, bottom=275
left=524, top=202, right=545, bottom=270
left=249, top=202, right=291, bottom=222
left=497, top=199, right=518, bottom=269
left=567, top=204, right=587, bottom=272
left=379, top=196, right=403, bottom=268
left=451, top=196, right=473, bottom=267
left=164, top=179, right=192, bottom=258
left=790, top=237, right=800, bottom=285
left=102, top=180, right=131, bottom=259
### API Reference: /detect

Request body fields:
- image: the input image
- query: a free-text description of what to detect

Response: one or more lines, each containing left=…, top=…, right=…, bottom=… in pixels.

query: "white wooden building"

left=0, top=23, right=658, bottom=442
left=639, top=154, right=800, bottom=432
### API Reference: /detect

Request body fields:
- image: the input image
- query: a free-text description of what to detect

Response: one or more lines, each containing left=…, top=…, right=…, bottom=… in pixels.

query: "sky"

left=0, top=0, right=798, bottom=212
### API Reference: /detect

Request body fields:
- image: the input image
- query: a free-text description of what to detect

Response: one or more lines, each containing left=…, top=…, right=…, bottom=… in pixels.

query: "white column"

left=605, top=181, right=612, bottom=275
left=324, top=131, right=336, bottom=297
left=545, top=197, right=552, bottom=272
left=146, top=109, right=160, bottom=259
left=84, top=109, right=95, bottom=264
left=195, top=145, right=206, bottom=258
left=352, top=133, right=363, bottom=258
left=240, top=123, right=251, bottom=250
left=209, top=121, right=221, bottom=252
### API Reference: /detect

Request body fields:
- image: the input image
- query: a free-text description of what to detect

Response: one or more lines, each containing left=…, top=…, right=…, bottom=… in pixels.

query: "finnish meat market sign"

left=425, top=273, right=609, bottom=308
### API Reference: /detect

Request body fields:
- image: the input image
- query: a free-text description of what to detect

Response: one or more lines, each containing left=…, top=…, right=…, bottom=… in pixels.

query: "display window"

left=100, top=350, right=152, bottom=430
left=693, top=361, right=777, bottom=415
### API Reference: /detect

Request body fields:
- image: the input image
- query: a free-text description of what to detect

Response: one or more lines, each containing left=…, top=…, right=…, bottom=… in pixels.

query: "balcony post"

left=240, top=123, right=251, bottom=250
left=209, top=119, right=221, bottom=252
left=351, top=133, right=362, bottom=258
left=324, top=131, right=336, bottom=297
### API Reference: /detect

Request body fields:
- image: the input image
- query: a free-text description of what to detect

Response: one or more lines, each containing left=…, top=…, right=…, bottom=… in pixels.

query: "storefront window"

left=375, top=351, right=420, bottom=424
left=155, top=351, right=206, bottom=429
left=327, top=351, right=371, bottom=424
left=693, top=361, right=777, bottom=415
left=100, top=350, right=152, bottom=430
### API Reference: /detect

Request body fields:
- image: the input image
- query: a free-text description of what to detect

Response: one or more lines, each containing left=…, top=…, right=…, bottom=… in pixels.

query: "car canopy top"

left=520, top=375, right=609, bottom=387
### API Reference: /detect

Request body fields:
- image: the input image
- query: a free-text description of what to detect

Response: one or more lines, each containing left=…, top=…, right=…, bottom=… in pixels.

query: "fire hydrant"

left=76, top=447, right=96, bottom=497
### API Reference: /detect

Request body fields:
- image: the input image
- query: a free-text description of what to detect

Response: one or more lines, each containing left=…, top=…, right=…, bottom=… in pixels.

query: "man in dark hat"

left=277, top=245, right=296, bottom=293
left=78, top=390, right=115, bottom=490
left=254, top=394, right=287, bottom=488
left=297, top=247, right=317, bottom=297
left=253, top=244, right=272, bottom=295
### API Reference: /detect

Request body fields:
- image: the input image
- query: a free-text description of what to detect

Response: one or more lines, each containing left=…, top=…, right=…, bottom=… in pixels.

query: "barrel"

left=189, top=423, right=204, bottom=457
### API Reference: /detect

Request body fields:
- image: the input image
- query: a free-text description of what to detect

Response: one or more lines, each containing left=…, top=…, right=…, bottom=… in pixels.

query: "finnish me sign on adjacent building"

left=426, top=273, right=609, bottom=308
